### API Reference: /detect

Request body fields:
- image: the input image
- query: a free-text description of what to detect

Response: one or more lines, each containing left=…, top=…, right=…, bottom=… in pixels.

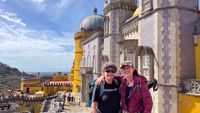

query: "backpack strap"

left=127, top=83, right=141, bottom=100
left=136, top=83, right=142, bottom=98
left=113, top=78, right=119, bottom=87
left=99, top=78, right=120, bottom=98
left=99, top=82, right=105, bottom=98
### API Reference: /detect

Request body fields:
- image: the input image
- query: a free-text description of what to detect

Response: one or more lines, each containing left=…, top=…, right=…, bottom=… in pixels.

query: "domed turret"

left=79, top=8, right=104, bottom=31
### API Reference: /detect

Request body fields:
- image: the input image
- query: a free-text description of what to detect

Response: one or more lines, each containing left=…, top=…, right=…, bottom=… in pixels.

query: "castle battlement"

left=0, top=96, right=45, bottom=103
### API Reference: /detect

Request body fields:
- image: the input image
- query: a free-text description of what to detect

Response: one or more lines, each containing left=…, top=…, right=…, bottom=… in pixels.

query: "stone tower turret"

left=137, top=0, right=199, bottom=113
left=103, top=0, right=136, bottom=66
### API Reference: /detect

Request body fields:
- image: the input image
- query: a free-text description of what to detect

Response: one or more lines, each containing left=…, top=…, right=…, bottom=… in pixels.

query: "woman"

left=120, top=61, right=153, bottom=113
left=91, top=62, right=121, bottom=113
left=96, top=61, right=153, bottom=113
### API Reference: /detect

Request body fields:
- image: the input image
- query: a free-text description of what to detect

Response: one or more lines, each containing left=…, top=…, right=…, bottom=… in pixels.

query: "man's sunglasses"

left=105, top=70, right=116, bottom=73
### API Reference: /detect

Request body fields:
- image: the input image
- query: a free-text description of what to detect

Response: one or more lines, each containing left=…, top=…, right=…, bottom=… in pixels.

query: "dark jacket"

left=120, top=75, right=153, bottom=113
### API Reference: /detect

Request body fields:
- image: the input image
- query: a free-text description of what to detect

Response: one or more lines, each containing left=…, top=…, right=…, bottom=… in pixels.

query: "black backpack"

left=89, top=82, right=95, bottom=100
left=136, top=75, right=158, bottom=91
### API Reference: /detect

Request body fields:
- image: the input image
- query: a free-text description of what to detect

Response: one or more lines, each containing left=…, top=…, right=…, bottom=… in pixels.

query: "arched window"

left=127, top=49, right=135, bottom=65
left=136, top=46, right=155, bottom=81
left=120, top=53, right=124, bottom=65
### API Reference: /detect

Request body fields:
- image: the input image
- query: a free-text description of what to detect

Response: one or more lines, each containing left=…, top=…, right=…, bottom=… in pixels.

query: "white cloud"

left=54, top=0, right=74, bottom=8
left=0, top=0, right=6, bottom=2
left=33, top=0, right=44, bottom=3
left=32, top=0, right=46, bottom=11
left=0, top=19, right=75, bottom=72
left=0, top=10, right=26, bottom=26
left=52, top=0, right=75, bottom=18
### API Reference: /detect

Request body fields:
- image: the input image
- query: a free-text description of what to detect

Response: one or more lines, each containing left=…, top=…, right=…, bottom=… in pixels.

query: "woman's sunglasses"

left=105, top=70, right=116, bottom=73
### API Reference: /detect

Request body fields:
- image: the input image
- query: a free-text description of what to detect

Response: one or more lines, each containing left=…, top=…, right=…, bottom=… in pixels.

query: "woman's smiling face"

left=104, top=67, right=116, bottom=81
left=122, top=65, right=134, bottom=76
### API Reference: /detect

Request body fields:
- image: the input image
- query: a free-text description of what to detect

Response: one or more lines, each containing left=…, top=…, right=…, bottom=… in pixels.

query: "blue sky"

left=0, top=0, right=200, bottom=73
left=0, top=0, right=104, bottom=72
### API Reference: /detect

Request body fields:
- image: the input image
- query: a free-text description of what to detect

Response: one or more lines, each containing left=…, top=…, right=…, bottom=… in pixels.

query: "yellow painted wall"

left=14, top=100, right=42, bottom=113
left=72, top=35, right=83, bottom=93
left=72, top=32, right=91, bottom=92
left=179, top=93, right=200, bottom=113
left=21, top=79, right=41, bottom=93
left=195, top=36, right=200, bottom=79
left=44, top=85, right=71, bottom=96
left=29, top=86, right=42, bottom=94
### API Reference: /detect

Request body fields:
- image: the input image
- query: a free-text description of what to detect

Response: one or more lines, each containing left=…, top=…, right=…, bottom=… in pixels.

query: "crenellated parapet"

left=120, top=17, right=138, bottom=37
left=42, top=81, right=72, bottom=86
left=0, top=96, right=45, bottom=103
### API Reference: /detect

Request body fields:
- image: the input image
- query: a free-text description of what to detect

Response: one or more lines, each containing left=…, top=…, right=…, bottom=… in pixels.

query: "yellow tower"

left=195, top=35, right=200, bottom=79
left=63, top=73, right=68, bottom=81
left=72, top=32, right=90, bottom=92
left=52, top=73, right=57, bottom=81
left=70, top=62, right=74, bottom=81
left=57, top=72, right=62, bottom=81
left=72, top=8, right=103, bottom=92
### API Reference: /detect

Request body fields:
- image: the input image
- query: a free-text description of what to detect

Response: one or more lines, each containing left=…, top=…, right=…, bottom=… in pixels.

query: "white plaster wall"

left=83, top=37, right=101, bottom=78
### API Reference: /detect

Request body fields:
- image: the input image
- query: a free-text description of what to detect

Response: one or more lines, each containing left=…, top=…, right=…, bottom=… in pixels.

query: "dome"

left=79, top=8, right=104, bottom=31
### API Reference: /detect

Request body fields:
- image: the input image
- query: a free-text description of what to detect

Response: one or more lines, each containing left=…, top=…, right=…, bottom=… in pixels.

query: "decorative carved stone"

left=102, top=55, right=109, bottom=63
left=141, top=0, right=153, bottom=15
left=190, top=80, right=200, bottom=94
left=121, top=18, right=138, bottom=36
left=183, top=79, right=200, bottom=95
left=104, top=1, right=135, bottom=14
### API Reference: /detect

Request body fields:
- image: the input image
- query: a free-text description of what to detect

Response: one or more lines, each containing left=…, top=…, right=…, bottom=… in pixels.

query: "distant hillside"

left=0, top=62, right=29, bottom=93
left=28, top=72, right=70, bottom=81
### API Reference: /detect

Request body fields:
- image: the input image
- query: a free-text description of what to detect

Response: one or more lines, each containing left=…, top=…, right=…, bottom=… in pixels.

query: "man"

left=91, top=62, right=121, bottom=113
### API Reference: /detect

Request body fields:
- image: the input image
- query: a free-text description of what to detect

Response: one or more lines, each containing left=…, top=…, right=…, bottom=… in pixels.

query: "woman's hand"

left=95, top=74, right=105, bottom=86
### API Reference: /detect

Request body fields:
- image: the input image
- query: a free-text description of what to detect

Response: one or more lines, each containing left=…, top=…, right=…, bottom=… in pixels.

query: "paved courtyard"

left=62, top=92, right=91, bottom=113
left=62, top=101, right=91, bottom=113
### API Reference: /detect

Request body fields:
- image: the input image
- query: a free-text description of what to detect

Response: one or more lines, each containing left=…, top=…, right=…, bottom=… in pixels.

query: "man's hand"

left=91, top=102, right=98, bottom=113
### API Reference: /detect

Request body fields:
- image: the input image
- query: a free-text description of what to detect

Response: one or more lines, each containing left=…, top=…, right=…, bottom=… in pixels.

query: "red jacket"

left=120, top=75, right=153, bottom=113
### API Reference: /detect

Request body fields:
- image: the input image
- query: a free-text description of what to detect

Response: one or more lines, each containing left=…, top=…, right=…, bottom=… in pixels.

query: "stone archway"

left=135, top=46, right=155, bottom=81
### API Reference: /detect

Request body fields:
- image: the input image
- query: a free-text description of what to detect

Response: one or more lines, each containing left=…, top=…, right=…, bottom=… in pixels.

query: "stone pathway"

left=62, top=100, right=91, bottom=113
left=59, top=92, right=90, bottom=113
